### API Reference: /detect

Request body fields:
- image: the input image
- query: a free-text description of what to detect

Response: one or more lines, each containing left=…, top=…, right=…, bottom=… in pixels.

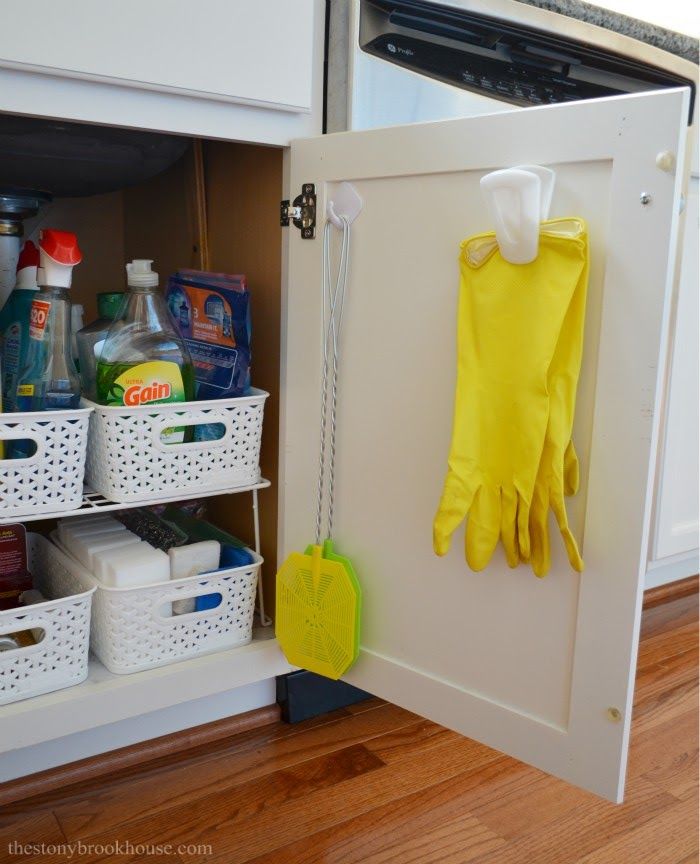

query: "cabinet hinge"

left=280, top=183, right=316, bottom=239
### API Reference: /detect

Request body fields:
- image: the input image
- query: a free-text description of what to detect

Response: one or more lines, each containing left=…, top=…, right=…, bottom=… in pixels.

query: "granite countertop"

left=515, top=0, right=698, bottom=63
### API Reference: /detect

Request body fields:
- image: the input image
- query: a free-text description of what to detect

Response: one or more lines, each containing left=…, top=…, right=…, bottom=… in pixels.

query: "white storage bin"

left=52, top=534, right=261, bottom=674
left=0, top=408, right=91, bottom=517
left=83, top=389, right=267, bottom=503
left=0, top=534, right=95, bottom=705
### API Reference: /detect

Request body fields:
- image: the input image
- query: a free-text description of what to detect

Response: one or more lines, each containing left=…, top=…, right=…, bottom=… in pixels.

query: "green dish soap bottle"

left=96, top=260, right=195, bottom=444
left=76, top=291, right=124, bottom=401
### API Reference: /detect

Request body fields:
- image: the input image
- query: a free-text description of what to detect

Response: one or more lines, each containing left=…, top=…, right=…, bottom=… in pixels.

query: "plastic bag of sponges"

left=166, top=269, right=251, bottom=402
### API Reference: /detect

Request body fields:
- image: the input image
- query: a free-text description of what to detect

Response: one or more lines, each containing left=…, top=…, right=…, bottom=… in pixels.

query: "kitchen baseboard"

left=643, top=573, right=699, bottom=609
left=0, top=703, right=280, bottom=808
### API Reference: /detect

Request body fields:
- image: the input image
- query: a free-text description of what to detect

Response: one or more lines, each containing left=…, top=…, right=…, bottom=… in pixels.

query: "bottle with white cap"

left=15, top=230, right=82, bottom=414
left=95, top=260, right=194, bottom=443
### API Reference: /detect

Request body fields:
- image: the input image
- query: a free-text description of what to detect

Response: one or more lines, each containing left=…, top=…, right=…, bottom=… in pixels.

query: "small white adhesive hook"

left=480, top=168, right=541, bottom=264
left=327, top=182, right=363, bottom=229
left=514, top=165, right=555, bottom=220
left=479, top=165, right=555, bottom=264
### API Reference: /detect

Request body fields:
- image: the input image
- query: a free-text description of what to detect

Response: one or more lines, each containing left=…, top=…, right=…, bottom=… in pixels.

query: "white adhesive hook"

left=327, top=182, right=363, bottom=229
left=479, top=165, right=555, bottom=264
left=514, top=165, right=555, bottom=220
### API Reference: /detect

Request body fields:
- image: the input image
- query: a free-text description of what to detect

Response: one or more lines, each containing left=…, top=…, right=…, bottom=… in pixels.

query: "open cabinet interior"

left=20, top=137, right=284, bottom=623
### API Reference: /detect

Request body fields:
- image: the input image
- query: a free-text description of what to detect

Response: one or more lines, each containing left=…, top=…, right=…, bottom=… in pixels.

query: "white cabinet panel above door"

left=280, top=89, right=689, bottom=802
left=0, top=0, right=324, bottom=144
left=2, top=0, right=314, bottom=110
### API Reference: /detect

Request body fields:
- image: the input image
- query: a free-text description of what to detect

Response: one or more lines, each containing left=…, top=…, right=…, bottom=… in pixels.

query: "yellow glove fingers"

left=500, top=486, right=519, bottom=568
left=563, top=440, right=580, bottom=497
left=433, top=475, right=479, bottom=556
left=517, top=488, right=531, bottom=562
left=551, top=486, right=584, bottom=573
left=465, top=485, right=501, bottom=571
left=530, top=525, right=551, bottom=577
left=527, top=485, right=550, bottom=577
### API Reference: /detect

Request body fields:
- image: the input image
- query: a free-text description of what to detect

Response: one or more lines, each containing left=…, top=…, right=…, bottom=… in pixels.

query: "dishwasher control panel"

left=359, top=0, right=696, bottom=123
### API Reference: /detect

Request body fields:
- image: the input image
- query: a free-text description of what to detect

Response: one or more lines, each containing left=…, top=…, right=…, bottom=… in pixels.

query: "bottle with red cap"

left=15, top=229, right=82, bottom=417
left=0, top=240, right=40, bottom=410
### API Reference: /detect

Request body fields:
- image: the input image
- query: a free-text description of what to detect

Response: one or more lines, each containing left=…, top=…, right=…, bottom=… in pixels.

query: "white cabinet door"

left=280, top=88, right=690, bottom=802
left=0, top=0, right=324, bottom=144
left=652, top=157, right=700, bottom=562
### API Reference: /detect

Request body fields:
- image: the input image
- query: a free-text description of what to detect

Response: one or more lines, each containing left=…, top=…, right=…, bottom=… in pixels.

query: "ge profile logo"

left=386, top=42, right=414, bottom=57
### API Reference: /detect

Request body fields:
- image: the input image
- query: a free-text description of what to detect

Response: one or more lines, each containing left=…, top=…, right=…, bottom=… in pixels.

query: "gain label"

left=96, top=360, right=192, bottom=444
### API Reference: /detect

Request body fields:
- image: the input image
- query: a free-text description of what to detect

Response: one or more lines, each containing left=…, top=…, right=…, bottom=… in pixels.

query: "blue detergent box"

left=166, top=269, right=251, bottom=401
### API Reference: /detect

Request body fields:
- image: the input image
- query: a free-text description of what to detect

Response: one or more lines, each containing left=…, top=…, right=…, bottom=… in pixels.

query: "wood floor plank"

left=364, top=717, right=490, bottom=764
left=628, top=708, right=699, bottom=802
left=82, top=732, right=502, bottom=864
left=467, top=776, right=677, bottom=864
left=0, top=811, right=65, bottom=863
left=52, top=701, right=418, bottom=841
left=245, top=758, right=525, bottom=864
left=52, top=743, right=386, bottom=861
left=343, top=696, right=386, bottom=714
left=573, top=799, right=698, bottom=864
left=636, top=620, right=698, bottom=670
left=470, top=769, right=599, bottom=841
left=359, top=811, right=505, bottom=864
left=643, top=750, right=699, bottom=803
left=627, top=707, right=698, bottom=777
left=640, top=593, right=698, bottom=641
left=633, top=678, right=698, bottom=737
left=634, top=648, right=698, bottom=707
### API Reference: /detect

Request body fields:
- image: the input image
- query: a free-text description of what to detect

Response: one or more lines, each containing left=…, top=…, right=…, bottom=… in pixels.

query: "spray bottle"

left=0, top=240, right=40, bottom=410
left=15, top=230, right=82, bottom=413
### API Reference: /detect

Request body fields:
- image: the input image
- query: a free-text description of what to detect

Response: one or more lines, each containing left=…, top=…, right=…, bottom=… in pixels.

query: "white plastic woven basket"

left=51, top=533, right=261, bottom=674
left=0, top=534, right=95, bottom=705
left=83, top=389, right=267, bottom=503
left=0, top=408, right=91, bottom=517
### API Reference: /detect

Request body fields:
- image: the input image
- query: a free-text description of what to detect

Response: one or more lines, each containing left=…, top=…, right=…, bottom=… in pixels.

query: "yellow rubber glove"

left=433, top=222, right=589, bottom=571
left=525, top=219, right=589, bottom=577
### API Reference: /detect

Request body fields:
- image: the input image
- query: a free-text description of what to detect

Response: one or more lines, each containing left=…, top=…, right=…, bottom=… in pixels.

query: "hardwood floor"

left=2, top=586, right=697, bottom=864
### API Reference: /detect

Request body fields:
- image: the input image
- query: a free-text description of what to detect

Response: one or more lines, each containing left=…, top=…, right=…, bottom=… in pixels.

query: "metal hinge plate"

left=280, top=183, right=316, bottom=239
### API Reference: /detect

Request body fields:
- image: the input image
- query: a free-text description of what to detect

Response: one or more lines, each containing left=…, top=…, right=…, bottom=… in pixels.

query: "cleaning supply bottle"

left=96, top=260, right=194, bottom=444
left=0, top=240, right=40, bottom=411
left=0, top=355, right=4, bottom=458
left=71, top=304, right=84, bottom=369
left=15, top=230, right=82, bottom=413
left=76, top=292, right=124, bottom=401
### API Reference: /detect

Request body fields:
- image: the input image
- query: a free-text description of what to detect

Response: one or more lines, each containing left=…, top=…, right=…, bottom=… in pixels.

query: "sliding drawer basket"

left=51, top=534, right=261, bottom=674
left=83, top=389, right=267, bottom=503
left=0, top=534, right=95, bottom=706
left=0, top=408, right=91, bottom=517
